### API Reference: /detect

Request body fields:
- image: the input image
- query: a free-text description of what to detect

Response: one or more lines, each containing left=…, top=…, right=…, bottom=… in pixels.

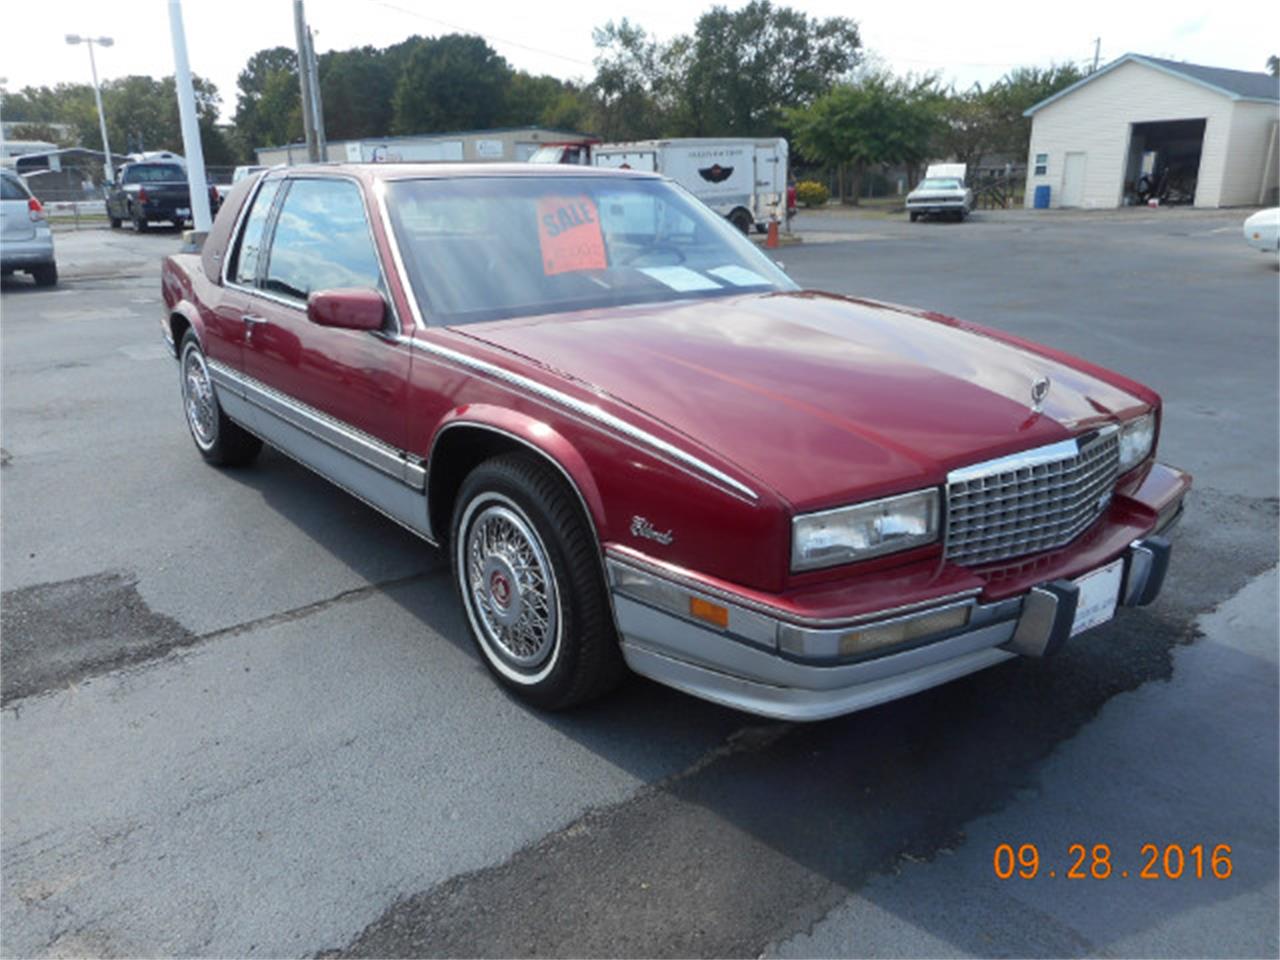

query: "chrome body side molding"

left=207, top=360, right=433, bottom=540
left=394, top=334, right=759, bottom=502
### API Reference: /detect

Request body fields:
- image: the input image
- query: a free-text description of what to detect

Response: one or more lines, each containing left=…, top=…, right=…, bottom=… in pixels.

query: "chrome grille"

left=944, top=428, right=1120, bottom=566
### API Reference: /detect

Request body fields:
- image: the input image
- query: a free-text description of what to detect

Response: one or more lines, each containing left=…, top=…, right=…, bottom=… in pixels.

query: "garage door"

left=1062, top=152, right=1087, bottom=207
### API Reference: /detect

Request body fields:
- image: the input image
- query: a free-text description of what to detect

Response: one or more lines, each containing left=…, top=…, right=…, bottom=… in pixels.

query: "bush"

left=795, top=180, right=829, bottom=207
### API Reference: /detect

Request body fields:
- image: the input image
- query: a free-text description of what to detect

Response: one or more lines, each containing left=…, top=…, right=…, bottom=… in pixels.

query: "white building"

left=1024, top=54, right=1279, bottom=209
left=255, top=127, right=589, bottom=167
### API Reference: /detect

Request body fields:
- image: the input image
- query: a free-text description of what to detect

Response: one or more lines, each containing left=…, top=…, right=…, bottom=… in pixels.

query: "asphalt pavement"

left=2, top=210, right=1276, bottom=958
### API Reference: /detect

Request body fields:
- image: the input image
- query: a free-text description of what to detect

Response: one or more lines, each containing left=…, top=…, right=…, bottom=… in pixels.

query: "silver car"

left=1, top=170, right=57, bottom=286
left=906, top=176, right=974, bottom=223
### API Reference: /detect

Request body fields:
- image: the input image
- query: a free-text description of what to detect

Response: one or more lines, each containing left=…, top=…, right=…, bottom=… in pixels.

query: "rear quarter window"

left=1, top=175, right=30, bottom=201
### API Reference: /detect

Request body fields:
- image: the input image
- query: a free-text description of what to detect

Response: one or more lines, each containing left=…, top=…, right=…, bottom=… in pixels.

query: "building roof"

left=1024, top=53, right=1280, bottom=116
left=257, top=126, right=591, bottom=153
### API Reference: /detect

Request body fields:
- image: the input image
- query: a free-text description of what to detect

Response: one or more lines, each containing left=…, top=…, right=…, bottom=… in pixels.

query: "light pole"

left=65, top=34, right=115, bottom=182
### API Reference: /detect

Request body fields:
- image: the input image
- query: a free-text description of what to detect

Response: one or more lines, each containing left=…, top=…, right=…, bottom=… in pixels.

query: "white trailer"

left=591, top=138, right=788, bottom=234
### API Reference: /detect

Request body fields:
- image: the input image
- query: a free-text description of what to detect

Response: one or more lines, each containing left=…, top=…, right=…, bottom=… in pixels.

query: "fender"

left=428, top=404, right=608, bottom=542
left=164, top=297, right=205, bottom=357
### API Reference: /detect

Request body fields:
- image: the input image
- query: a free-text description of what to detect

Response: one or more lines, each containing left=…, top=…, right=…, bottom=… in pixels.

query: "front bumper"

left=609, top=475, right=1184, bottom=722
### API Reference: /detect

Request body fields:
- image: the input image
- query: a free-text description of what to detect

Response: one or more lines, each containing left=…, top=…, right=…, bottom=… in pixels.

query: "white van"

left=592, top=138, right=788, bottom=234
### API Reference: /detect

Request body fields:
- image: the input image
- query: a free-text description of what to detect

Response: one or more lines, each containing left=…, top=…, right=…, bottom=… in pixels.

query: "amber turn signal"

left=689, top=596, right=730, bottom=629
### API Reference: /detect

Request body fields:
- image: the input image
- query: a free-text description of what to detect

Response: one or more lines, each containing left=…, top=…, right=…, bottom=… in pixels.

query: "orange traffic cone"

left=766, top=218, right=779, bottom=248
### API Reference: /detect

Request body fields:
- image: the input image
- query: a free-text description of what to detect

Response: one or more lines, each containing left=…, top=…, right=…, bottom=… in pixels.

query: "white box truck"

left=590, top=138, right=788, bottom=234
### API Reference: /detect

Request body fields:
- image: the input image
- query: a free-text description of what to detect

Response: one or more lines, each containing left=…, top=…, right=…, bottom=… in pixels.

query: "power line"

left=361, top=0, right=596, bottom=69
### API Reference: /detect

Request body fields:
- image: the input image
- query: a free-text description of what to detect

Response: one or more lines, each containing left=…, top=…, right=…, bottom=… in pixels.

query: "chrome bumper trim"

left=610, top=535, right=1175, bottom=721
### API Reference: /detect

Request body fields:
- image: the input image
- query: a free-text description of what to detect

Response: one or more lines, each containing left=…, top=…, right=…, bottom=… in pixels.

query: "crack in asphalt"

left=0, top=569, right=442, bottom=707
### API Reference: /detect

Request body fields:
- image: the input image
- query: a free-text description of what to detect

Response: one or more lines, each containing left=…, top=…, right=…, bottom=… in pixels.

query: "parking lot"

left=2, top=210, right=1277, bottom=957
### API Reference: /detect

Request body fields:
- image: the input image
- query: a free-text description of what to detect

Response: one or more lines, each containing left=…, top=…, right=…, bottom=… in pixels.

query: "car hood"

left=458, top=292, right=1148, bottom=509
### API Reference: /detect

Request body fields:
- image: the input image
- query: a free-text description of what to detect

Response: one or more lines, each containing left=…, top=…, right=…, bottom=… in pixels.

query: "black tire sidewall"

left=450, top=458, right=602, bottom=708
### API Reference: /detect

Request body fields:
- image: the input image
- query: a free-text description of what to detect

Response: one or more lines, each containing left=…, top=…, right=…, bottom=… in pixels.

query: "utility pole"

left=1092, top=38, right=1101, bottom=74
left=167, top=0, right=212, bottom=235
left=293, top=0, right=318, bottom=162
left=307, top=26, right=326, bottom=160
left=65, top=34, right=116, bottom=181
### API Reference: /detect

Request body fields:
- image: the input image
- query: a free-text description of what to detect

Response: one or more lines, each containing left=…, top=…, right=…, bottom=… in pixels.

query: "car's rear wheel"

left=179, top=330, right=261, bottom=466
left=728, top=208, right=752, bottom=235
left=451, top=453, right=624, bottom=710
left=909, top=211, right=919, bottom=222
left=31, top=263, right=57, bottom=287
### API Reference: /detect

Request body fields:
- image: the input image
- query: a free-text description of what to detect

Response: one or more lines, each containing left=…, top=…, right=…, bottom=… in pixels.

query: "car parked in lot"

left=1243, top=207, right=1279, bottom=253
left=907, top=163, right=974, bottom=222
left=106, top=161, right=198, bottom=231
left=160, top=164, right=1189, bottom=720
left=1, top=169, right=57, bottom=286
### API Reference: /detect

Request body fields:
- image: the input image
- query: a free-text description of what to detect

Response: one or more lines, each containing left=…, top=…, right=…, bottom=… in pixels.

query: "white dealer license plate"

left=1070, top=558, right=1123, bottom=636
left=177, top=207, right=190, bottom=216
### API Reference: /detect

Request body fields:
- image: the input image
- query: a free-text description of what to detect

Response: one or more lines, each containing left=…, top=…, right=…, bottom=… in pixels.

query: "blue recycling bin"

left=1033, top=185, right=1051, bottom=209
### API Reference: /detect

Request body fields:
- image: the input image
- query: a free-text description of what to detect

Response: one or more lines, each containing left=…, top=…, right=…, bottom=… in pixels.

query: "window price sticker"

left=537, top=195, right=607, bottom=276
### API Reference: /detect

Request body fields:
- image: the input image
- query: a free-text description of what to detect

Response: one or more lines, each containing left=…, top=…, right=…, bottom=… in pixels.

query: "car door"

left=211, top=174, right=284, bottom=378
left=240, top=175, right=418, bottom=499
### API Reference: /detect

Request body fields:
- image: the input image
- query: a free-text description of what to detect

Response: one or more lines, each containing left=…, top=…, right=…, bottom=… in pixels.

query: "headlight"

left=792, top=489, right=940, bottom=572
left=1118, top=412, right=1156, bottom=473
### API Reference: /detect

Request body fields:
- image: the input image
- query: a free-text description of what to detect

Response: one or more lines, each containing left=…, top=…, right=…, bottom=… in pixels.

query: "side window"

left=232, top=179, right=281, bottom=286
left=263, top=179, right=382, bottom=301
left=1, top=175, right=29, bottom=200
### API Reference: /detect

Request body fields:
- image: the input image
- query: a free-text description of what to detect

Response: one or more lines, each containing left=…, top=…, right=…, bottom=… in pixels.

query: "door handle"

left=242, top=314, right=268, bottom=342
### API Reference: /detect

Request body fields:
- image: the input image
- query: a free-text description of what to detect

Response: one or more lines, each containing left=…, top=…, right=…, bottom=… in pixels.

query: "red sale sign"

left=537, top=195, right=607, bottom=275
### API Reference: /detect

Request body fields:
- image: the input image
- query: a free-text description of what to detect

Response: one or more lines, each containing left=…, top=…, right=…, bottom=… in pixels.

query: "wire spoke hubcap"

left=182, top=348, right=217, bottom=449
left=465, top=503, right=558, bottom=673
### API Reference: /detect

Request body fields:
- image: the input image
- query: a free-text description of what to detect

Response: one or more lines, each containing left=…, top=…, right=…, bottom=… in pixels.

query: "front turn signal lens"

left=689, top=596, right=730, bottom=629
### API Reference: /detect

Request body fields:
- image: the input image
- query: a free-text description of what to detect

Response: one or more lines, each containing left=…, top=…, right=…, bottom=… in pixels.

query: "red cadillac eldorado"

left=160, top=164, right=1189, bottom=721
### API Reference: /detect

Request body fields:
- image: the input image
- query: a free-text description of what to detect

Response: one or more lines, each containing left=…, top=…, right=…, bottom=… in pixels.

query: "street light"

left=65, top=33, right=115, bottom=182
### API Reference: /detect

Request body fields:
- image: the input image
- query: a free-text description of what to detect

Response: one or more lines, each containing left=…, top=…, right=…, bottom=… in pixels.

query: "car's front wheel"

left=31, top=263, right=57, bottom=287
left=178, top=330, right=261, bottom=466
left=451, top=453, right=624, bottom=710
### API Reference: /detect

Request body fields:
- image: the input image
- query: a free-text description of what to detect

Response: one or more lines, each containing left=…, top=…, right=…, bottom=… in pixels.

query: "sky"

left=1, top=0, right=1276, bottom=124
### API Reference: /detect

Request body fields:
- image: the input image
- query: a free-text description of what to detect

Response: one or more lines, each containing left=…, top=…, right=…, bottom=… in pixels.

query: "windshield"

left=917, top=178, right=963, bottom=191
left=123, top=164, right=185, bottom=183
left=385, top=176, right=796, bottom=325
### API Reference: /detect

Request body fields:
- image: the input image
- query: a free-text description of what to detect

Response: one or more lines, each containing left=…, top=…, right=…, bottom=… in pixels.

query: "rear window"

left=123, top=164, right=185, bottom=183
left=1, top=175, right=30, bottom=201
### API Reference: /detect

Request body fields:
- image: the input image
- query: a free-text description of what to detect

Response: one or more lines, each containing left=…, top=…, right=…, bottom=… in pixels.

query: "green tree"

left=1268, top=55, right=1279, bottom=78
left=501, top=71, right=575, bottom=128
left=933, top=87, right=998, bottom=172
left=787, top=73, right=940, bottom=203
left=233, top=46, right=300, bottom=155
left=391, top=35, right=511, bottom=134
left=675, top=1, right=861, bottom=135
left=319, top=46, right=396, bottom=141
left=586, top=20, right=667, bottom=140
